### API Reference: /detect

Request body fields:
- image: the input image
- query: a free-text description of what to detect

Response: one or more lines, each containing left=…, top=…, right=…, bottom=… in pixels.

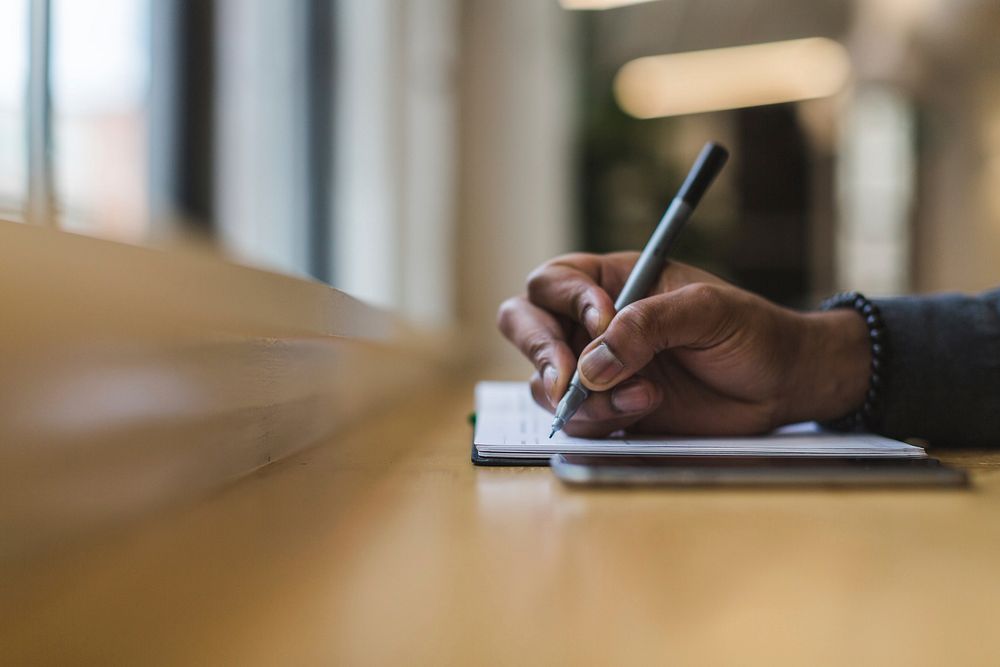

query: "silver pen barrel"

left=547, top=141, right=729, bottom=437
left=547, top=199, right=692, bottom=438
left=550, top=373, right=589, bottom=438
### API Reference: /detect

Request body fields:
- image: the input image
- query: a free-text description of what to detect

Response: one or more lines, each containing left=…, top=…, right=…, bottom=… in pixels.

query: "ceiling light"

left=559, top=0, right=659, bottom=9
left=614, top=37, right=851, bottom=119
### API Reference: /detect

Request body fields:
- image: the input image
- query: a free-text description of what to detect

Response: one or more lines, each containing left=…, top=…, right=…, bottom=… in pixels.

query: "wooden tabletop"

left=5, top=375, right=1000, bottom=666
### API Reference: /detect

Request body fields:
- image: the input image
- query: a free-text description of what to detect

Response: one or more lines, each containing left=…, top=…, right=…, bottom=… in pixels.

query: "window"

left=3, top=0, right=463, bottom=331
left=0, top=0, right=148, bottom=237
left=51, top=0, right=149, bottom=240
left=0, top=0, right=28, bottom=219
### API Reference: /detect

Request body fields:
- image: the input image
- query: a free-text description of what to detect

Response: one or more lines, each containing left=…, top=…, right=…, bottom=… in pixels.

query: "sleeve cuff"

left=870, top=290, right=1000, bottom=446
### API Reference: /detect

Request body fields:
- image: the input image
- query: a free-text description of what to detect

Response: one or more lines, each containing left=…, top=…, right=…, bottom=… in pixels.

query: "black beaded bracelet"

left=818, top=291, right=887, bottom=431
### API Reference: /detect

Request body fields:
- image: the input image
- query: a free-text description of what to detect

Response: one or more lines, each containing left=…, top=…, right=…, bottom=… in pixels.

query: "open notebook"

left=472, top=381, right=926, bottom=465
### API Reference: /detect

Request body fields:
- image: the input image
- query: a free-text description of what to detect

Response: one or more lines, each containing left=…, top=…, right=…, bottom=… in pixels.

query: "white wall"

left=457, top=0, right=576, bottom=368
left=214, top=0, right=311, bottom=278
left=332, top=0, right=460, bottom=330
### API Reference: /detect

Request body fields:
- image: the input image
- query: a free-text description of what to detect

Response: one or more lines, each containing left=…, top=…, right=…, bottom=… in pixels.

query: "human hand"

left=497, top=252, right=870, bottom=437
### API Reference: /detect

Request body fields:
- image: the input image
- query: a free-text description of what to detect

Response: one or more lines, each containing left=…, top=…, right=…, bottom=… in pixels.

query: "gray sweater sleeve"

left=868, top=289, right=1000, bottom=446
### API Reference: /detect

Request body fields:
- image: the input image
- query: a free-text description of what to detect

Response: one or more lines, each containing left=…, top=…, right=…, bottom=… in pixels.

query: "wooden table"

left=4, top=376, right=1000, bottom=665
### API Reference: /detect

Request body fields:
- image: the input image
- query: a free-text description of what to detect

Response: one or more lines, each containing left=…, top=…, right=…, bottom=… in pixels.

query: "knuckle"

left=495, top=297, right=521, bottom=334
left=683, top=282, right=735, bottom=342
left=524, top=265, right=548, bottom=296
left=524, top=334, right=550, bottom=367
left=556, top=251, right=596, bottom=266
left=570, top=286, right=593, bottom=321
left=525, top=255, right=573, bottom=293
left=616, top=302, right=656, bottom=341
left=686, top=282, right=722, bottom=308
left=608, top=250, right=639, bottom=263
left=525, top=253, right=595, bottom=295
left=529, top=374, right=553, bottom=410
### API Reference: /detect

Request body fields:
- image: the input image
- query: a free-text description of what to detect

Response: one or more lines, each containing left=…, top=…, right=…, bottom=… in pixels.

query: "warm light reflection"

left=559, top=0, right=658, bottom=9
left=614, top=37, right=851, bottom=119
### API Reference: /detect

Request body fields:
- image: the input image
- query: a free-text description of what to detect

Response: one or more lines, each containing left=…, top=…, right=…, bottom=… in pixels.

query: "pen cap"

left=676, top=142, right=729, bottom=207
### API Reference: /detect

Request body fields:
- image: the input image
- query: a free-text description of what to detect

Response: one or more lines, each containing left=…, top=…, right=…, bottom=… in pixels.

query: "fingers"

left=497, top=296, right=578, bottom=403
left=523, top=254, right=727, bottom=339
left=526, top=255, right=617, bottom=338
left=529, top=373, right=663, bottom=438
left=576, top=282, right=738, bottom=392
left=565, top=378, right=663, bottom=438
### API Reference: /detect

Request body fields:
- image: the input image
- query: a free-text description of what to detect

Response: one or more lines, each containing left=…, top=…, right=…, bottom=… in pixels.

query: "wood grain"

left=0, top=221, right=434, bottom=562
left=3, top=374, right=999, bottom=666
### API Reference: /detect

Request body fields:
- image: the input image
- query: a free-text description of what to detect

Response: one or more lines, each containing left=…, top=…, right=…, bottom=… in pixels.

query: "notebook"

left=472, top=381, right=926, bottom=465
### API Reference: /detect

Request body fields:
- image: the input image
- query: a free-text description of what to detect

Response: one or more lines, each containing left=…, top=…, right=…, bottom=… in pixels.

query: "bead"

left=817, top=290, right=890, bottom=432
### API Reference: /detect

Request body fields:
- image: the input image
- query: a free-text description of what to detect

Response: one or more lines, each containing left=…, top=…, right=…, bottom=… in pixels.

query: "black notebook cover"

left=469, top=413, right=549, bottom=467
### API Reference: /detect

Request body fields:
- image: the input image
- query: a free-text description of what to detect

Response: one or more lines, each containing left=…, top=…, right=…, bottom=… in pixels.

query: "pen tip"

left=549, top=428, right=556, bottom=439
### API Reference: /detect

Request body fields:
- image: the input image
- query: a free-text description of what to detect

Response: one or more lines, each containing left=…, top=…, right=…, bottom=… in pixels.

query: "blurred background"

left=2, top=0, right=1000, bottom=368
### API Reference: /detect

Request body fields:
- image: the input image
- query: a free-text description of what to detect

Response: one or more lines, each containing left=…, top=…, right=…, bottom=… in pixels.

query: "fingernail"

left=543, top=365, right=559, bottom=403
left=583, top=307, right=602, bottom=335
left=579, top=343, right=624, bottom=385
left=611, top=383, right=652, bottom=413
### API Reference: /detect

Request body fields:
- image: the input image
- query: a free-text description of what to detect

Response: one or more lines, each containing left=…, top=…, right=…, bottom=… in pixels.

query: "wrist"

left=782, top=309, right=871, bottom=425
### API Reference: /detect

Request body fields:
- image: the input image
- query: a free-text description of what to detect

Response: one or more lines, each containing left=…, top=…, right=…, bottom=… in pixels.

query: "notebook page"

left=474, top=381, right=926, bottom=458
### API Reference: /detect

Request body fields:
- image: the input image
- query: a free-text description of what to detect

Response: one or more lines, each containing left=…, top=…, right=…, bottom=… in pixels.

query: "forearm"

left=781, top=289, right=1000, bottom=446
left=781, top=308, right=871, bottom=426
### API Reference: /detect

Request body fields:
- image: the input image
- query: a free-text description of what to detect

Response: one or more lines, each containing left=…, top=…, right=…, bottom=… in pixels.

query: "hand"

left=497, top=252, right=871, bottom=437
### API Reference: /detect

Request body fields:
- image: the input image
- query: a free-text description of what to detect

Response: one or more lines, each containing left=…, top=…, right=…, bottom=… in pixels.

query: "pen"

left=549, top=141, right=729, bottom=438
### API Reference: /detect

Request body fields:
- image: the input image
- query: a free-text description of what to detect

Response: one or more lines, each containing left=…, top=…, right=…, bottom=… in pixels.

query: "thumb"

left=575, top=283, right=734, bottom=391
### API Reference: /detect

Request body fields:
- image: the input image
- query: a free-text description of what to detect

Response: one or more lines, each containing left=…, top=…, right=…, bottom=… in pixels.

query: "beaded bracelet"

left=818, top=291, right=887, bottom=431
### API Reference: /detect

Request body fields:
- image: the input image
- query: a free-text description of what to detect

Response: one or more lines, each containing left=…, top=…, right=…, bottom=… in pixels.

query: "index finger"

left=497, top=295, right=578, bottom=404
left=526, top=254, right=616, bottom=338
